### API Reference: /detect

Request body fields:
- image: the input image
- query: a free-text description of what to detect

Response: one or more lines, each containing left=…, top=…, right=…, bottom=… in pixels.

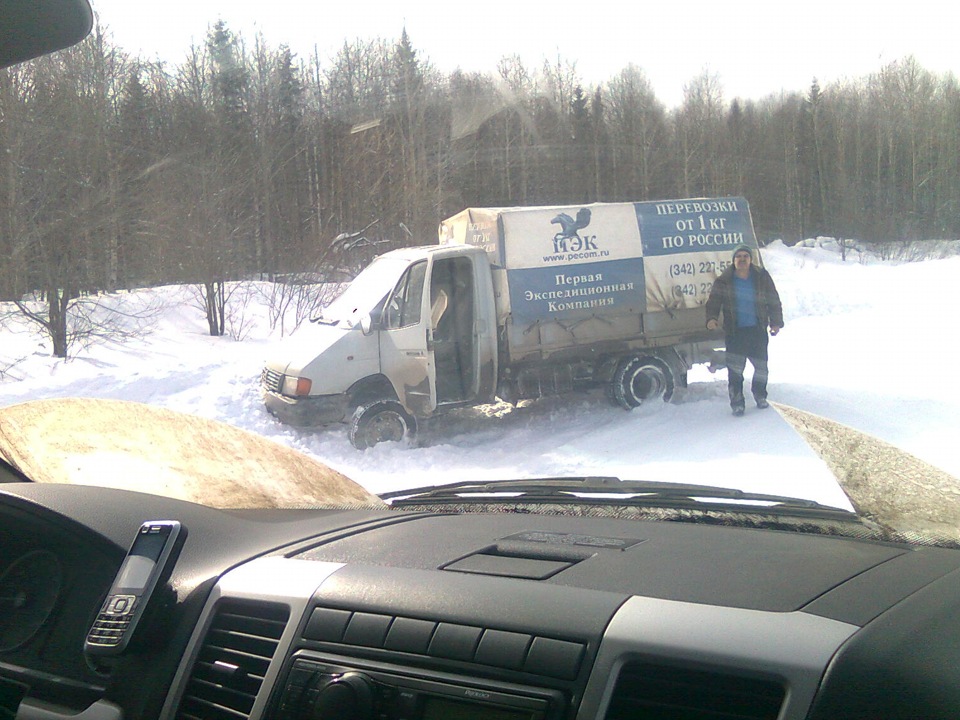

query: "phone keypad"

left=86, top=594, right=138, bottom=646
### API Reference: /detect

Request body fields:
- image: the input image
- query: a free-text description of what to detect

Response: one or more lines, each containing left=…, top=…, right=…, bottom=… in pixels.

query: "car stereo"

left=273, top=655, right=564, bottom=720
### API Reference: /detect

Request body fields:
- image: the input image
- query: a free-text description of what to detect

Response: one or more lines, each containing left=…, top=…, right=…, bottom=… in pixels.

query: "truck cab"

left=262, top=245, right=498, bottom=448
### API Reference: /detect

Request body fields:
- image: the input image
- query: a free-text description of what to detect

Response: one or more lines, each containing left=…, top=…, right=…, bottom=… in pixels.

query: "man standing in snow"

left=705, top=245, right=783, bottom=416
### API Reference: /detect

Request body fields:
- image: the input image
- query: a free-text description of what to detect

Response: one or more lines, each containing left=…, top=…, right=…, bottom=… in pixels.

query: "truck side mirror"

left=360, top=313, right=376, bottom=335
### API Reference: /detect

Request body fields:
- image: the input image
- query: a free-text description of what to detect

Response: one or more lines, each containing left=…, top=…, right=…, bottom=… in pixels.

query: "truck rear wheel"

left=349, top=401, right=418, bottom=450
left=612, top=356, right=674, bottom=410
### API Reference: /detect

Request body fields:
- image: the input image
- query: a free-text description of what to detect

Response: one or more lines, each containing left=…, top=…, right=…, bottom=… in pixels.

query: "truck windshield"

left=314, top=255, right=414, bottom=327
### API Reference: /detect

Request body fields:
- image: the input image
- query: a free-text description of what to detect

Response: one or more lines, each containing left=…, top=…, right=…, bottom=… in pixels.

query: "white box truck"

left=262, top=197, right=759, bottom=448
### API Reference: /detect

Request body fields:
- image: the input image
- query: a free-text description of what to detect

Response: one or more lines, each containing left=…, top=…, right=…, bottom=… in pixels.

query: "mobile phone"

left=84, top=520, right=182, bottom=656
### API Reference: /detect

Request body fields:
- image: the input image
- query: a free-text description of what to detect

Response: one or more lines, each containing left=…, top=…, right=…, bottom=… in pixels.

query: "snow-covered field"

left=1, top=241, right=957, bottom=510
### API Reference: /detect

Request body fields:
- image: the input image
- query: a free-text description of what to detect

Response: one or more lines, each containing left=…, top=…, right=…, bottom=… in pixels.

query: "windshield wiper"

left=381, top=476, right=857, bottom=520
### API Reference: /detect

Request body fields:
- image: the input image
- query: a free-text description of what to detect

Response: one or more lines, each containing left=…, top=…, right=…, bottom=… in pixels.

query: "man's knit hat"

left=732, top=244, right=754, bottom=260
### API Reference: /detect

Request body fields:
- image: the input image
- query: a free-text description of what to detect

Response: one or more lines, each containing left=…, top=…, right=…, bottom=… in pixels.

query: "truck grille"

left=261, top=368, right=283, bottom=393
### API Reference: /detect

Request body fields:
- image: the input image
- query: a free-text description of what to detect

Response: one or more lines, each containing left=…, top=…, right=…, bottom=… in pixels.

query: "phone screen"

left=114, top=529, right=170, bottom=591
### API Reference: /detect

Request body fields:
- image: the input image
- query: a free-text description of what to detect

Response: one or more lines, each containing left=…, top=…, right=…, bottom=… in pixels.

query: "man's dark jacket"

left=705, top=265, right=784, bottom=333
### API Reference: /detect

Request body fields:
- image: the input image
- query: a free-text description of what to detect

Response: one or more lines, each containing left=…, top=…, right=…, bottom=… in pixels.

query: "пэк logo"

left=550, top=208, right=597, bottom=253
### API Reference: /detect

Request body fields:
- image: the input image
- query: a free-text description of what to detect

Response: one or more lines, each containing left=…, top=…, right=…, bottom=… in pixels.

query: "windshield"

left=0, top=0, right=957, bottom=545
left=313, top=254, right=412, bottom=327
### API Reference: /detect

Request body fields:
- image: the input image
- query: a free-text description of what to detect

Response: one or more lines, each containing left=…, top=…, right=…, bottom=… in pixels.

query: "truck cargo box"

left=440, top=197, right=757, bottom=363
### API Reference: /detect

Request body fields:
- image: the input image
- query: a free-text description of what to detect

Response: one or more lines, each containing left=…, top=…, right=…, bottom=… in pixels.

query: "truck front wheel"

left=612, top=356, right=674, bottom=410
left=349, top=401, right=418, bottom=450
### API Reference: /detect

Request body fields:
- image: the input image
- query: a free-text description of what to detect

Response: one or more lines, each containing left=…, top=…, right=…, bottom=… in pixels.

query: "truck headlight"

left=281, top=375, right=312, bottom=397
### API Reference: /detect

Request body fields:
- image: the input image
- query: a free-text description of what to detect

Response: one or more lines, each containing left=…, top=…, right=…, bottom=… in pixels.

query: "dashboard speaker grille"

left=176, top=599, right=289, bottom=720
left=604, top=662, right=785, bottom=720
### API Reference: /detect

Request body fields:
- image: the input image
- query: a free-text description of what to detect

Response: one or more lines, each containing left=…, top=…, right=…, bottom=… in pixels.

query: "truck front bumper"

left=262, top=389, right=349, bottom=427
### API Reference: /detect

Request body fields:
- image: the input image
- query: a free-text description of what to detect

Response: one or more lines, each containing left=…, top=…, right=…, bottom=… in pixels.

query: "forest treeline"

left=1, top=20, right=958, bottom=354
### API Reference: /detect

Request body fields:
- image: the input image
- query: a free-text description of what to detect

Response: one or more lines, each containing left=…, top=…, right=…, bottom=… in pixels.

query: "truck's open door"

left=380, top=260, right=437, bottom=416
left=431, top=256, right=475, bottom=405
left=379, top=250, right=497, bottom=417
left=431, top=254, right=497, bottom=406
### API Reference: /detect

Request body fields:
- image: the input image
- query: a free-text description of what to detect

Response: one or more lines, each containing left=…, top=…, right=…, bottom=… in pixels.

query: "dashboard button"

left=475, top=629, right=532, bottom=669
left=304, top=608, right=352, bottom=642
left=524, top=637, right=585, bottom=680
left=384, top=617, right=436, bottom=654
left=428, top=623, right=482, bottom=661
left=343, top=613, right=393, bottom=648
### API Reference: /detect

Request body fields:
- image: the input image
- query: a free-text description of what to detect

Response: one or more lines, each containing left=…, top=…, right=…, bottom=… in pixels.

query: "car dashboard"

left=2, top=481, right=959, bottom=720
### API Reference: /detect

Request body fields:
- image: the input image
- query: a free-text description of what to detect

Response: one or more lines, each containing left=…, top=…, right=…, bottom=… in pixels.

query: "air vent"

left=605, top=662, right=785, bottom=720
left=176, top=599, right=290, bottom=720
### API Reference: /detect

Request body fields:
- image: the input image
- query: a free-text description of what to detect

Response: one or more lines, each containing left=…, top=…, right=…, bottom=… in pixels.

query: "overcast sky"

left=90, top=0, right=958, bottom=108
